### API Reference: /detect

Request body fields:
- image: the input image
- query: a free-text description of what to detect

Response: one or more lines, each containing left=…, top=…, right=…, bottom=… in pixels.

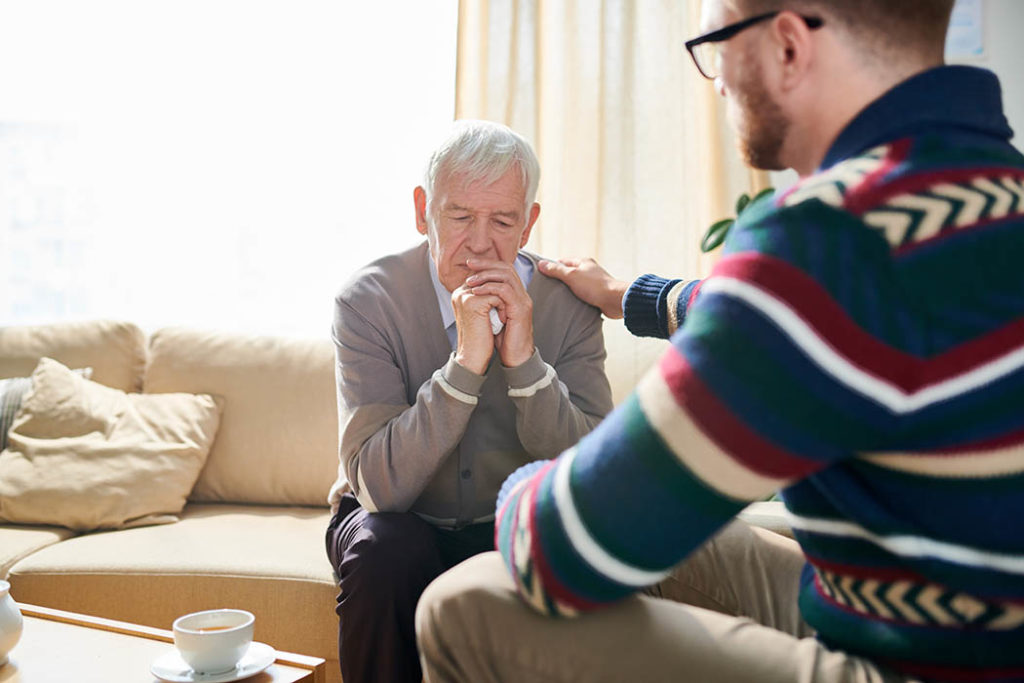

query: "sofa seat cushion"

left=0, top=525, right=77, bottom=579
left=8, top=504, right=338, bottom=670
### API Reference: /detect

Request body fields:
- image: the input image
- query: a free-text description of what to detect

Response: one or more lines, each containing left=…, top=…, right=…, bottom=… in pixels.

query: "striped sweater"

left=496, top=66, right=1024, bottom=682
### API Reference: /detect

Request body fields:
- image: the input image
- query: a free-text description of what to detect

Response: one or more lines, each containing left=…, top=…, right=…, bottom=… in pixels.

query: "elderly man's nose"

left=466, top=222, right=491, bottom=251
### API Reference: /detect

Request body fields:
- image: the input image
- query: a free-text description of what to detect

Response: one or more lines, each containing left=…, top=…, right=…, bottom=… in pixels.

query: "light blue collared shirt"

left=429, top=253, right=535, bottom=350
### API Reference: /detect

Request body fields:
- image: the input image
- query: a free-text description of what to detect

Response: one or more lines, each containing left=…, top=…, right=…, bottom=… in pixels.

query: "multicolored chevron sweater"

left=495, top=66, right=1024, bottom=682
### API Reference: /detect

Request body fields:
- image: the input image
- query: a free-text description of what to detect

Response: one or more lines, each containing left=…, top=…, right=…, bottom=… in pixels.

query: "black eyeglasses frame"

left=685, top=11, right=824, bottom=80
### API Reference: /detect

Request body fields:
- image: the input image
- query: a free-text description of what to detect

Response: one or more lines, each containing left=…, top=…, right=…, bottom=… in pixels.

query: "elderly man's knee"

left=335, top=510, right=444, bottom=600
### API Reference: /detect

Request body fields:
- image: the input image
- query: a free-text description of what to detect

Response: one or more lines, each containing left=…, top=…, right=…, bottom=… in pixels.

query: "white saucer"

left=150, top=642, right=276, bottom=683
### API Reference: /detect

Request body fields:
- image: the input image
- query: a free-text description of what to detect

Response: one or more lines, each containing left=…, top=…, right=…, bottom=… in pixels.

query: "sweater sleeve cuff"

left=496, top=460, right=548, bottom=511
left=623, top=274, right=681, bottom=338
left=502, top=348, right=551, bottom=395
left=441, top=354, right=487, bottom=403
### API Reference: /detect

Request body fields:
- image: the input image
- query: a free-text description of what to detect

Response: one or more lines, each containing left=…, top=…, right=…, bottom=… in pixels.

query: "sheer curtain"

left=456, top=0, right=769, bottom=401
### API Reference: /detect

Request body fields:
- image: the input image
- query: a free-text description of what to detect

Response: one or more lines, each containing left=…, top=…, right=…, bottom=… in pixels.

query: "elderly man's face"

left=415, top=168, right=540, bottom=292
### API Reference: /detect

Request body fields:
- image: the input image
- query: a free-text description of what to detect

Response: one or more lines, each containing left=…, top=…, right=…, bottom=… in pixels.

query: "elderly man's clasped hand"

left=453, top=257, right=534, bottom=375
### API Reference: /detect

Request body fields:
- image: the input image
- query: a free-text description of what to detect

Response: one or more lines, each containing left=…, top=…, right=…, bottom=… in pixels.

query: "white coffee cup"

left=172, top=608, right=254, bottom=674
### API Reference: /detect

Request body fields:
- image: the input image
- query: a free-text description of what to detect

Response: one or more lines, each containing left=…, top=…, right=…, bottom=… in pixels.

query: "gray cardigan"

left=328, top=242, right=613, bottom=527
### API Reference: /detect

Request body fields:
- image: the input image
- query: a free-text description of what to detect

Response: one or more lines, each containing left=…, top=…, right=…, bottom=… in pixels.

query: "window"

left=0, top=0, right=458, bottom=337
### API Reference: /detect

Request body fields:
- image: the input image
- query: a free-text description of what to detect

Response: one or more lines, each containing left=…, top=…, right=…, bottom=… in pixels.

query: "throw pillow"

left=0, top=357, right=223, bottom=531
left=0, top=367, right=92, bottom=452
left=0, top=377, right=31, bottom=453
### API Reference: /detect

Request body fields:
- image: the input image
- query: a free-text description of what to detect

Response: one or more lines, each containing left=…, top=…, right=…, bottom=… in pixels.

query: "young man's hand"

left=538, top=257, right=627, bottom=319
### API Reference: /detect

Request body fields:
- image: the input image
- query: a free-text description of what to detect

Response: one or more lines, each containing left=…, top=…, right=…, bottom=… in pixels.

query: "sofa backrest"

left=144, top=327, right=337, bottom=507
left=0, top=320, right=147, bottom=392
left=0, top=320, right=338, bottom=508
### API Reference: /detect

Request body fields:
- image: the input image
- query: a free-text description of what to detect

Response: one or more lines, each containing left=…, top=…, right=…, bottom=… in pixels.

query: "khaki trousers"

left=416, top=519, right=913, bottom=683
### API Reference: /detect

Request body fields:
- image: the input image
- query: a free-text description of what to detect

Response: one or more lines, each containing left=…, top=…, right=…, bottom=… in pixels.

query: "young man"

left=416, top=2, right=1024, bottom=681
left=324, top=120, right=613, bottom=683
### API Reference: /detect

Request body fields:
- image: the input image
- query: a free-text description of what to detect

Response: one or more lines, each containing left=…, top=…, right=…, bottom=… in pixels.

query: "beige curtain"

left=456, top=0, right=770, bottom=402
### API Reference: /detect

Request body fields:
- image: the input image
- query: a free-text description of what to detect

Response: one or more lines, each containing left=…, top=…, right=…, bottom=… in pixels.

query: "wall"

left=958, top=0, right=1024, bottom=149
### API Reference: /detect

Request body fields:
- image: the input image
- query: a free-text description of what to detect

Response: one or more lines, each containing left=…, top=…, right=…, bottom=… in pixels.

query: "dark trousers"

left=324, top=493, right=494, bottom=683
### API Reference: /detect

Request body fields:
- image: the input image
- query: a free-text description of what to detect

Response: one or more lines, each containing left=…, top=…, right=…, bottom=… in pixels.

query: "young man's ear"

left=772, top=10, right=816, bottom=90
left=414, top=186, right=429, bottom=235
left=520, top=203, right=541, bottom=248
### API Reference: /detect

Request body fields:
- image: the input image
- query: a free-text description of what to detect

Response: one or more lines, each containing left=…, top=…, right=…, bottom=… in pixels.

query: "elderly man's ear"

left=520, top=204, right=544, bottom=249
left=414, top=186, right=429, bottom=235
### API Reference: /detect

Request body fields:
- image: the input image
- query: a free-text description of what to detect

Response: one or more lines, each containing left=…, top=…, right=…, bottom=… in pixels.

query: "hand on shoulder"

left=538, top=257, right=627, bottom=320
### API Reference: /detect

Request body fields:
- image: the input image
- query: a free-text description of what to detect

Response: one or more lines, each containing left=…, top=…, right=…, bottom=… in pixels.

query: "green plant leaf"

left=700, top=187, right=774, bottom=254
left=735, top=193, right=750, bottom=214
left=700, top=218, right=733, bottom=253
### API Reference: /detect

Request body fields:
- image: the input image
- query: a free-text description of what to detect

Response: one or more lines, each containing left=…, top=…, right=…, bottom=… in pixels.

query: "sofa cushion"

left=0, top=320, right=147, bottom=392
left=1, top=368, right=93, bottom=451
left=8, top=503, right=338, bottom=678
left=0, top=376, right=31, bottom=452
left=0, top=525, right=76, bottom=579
left=0, top=358, right=223, bottom=531
left=144, top=327, right=337, bottom=506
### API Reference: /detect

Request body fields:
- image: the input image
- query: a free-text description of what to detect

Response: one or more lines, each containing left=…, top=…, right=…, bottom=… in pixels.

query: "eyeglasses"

left=685, top=11, right=824, bottom=80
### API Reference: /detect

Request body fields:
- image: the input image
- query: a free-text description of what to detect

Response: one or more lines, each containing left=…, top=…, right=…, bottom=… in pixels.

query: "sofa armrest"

left=738, top=501, right=793, bottom=539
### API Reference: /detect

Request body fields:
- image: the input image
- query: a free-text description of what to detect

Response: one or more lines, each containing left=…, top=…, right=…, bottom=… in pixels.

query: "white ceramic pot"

left=0, top=580, right=23, bottom=666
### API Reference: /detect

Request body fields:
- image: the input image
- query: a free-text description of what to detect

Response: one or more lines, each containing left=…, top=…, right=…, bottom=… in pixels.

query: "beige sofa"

left=0, top=320, right=342, bottom=682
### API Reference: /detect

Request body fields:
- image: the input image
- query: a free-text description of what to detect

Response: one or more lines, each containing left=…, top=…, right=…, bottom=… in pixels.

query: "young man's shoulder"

left=765, top=137, right=1024, bottom=251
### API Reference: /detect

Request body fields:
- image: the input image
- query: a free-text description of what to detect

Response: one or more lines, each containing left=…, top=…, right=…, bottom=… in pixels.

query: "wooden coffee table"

left=1, top=604, right=326, bottom=683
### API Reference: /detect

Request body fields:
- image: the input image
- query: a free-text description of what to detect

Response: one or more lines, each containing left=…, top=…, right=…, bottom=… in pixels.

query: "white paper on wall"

left=946, top=0, right=985, bottom=60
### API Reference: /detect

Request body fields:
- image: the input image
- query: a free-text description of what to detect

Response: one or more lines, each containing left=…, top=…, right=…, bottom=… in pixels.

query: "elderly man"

left=324, top=120, right=613, bottom=683
left=416, top=2, right=1024, bottom=682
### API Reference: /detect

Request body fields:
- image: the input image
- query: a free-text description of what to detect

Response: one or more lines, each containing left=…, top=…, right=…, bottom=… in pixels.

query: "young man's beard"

left=733, top=61, right=790, bottom=171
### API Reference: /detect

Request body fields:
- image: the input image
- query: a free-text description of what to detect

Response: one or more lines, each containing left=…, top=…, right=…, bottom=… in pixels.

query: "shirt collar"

left=429, top=253, right=535, bottom=331
left=821, top=65, right=1013, bottom=170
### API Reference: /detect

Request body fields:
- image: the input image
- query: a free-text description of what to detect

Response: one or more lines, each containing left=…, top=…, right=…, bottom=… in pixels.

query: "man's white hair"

left=423, top=120, right=540, bottom=220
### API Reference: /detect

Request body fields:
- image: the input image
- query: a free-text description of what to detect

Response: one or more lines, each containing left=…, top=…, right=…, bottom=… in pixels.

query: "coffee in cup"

left=172, top=608, right=254, bottom=674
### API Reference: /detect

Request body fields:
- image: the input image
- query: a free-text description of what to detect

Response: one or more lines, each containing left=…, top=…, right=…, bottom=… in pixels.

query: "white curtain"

left=456, top=0, right=769, bottom=401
